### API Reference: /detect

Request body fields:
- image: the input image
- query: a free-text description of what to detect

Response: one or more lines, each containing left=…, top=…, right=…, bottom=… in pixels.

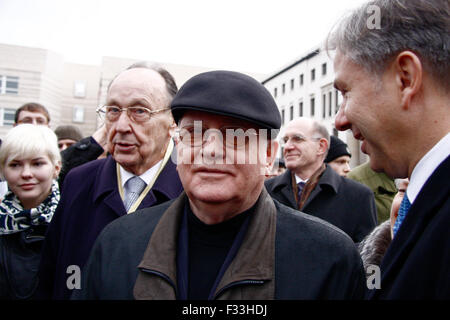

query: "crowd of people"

left=0, top=0, right=448, bottom=300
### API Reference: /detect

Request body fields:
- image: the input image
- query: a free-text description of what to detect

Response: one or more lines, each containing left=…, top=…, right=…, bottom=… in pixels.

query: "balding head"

left=281, top=118, right=330, bottom=179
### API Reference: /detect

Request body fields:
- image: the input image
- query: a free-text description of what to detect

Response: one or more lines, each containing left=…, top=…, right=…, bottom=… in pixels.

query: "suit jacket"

left=369, top=156, right=450, bottom=299
left=265, top=165, right=377, bottom=243
left=37, top=153, right=183, bottom=300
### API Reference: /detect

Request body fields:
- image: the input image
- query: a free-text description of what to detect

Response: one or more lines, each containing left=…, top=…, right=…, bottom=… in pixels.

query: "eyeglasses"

left=281, top=134, right=321, bottom=146
left=96, top=105, right=170, bottom=123
left=176, top=125, right=259, bottom=149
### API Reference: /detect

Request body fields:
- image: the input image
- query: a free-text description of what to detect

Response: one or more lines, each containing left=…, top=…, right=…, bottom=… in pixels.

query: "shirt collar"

left=294, top=174, right=308, bottom=185
left=408, top=132, right=450, bottom=204
left=119, top=159, right=163, bottom=188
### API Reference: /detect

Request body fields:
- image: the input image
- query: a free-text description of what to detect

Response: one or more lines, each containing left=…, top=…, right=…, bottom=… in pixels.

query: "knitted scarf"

left=0, top=179, right=60, bottom=234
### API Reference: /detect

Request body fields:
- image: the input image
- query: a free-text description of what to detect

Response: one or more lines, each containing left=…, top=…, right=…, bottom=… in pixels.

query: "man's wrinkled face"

left=282, top=120, right=322, bottom=173
left=105, top=68, right=173, bottom=175
left=333, top=50, right=403, bottom=177
left=176, top=111, right=276, bottom=209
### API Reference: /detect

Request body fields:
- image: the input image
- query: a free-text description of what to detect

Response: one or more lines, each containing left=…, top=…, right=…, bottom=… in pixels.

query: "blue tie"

left=297, top=181, right=305, bottom=207
left=393, top=194, right=412, bottom=236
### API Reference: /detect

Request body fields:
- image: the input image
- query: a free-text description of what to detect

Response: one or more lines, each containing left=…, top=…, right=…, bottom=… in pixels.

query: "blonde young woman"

left=0, top=124, right=61, bottom=299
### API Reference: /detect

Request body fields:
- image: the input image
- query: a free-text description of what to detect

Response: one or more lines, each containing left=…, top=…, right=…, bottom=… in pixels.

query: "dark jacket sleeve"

left=59, top=137, right=104, bottom=187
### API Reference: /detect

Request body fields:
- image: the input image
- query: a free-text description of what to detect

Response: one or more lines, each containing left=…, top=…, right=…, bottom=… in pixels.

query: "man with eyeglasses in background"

left=265, top=117, right=377, bottom=243
left=73, top=70, right=366, bottom=300
left=37, top=63, right=183, bottom=300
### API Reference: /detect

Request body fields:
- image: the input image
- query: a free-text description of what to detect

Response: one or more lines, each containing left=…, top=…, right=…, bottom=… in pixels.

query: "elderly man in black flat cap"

left=72, top=70, right=366, bottom=300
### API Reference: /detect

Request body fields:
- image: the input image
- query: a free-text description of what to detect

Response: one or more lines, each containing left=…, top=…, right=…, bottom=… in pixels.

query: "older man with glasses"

left=265, top=117, right=377, bottom=243
left=37, top=63, right=183, bottom=300
left=72, top=70, right=366, bottom=300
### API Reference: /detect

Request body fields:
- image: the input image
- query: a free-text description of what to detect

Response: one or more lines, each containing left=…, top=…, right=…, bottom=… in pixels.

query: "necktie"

left=393, top=194, right=411, bottom=236
left=297, top=181, right=306, bottom=207
left=124, top=176, right=146, bottom=212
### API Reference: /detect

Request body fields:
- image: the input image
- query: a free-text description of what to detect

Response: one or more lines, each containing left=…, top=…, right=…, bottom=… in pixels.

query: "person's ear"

left=393, top=51, right=423, bottom=110
left=54, top=161, right=62, bottom=179
left=318, top=138, right=329, bottom=156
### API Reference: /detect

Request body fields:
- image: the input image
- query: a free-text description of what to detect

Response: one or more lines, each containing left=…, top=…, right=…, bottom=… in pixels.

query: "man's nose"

left=334, top=106, right=351, bottom=131
left=201, top=131, right=225, bottom=163
left=115, top=111, right=133, bottom=132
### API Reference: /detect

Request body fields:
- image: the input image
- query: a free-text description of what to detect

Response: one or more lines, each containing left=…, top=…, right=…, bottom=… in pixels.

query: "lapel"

left=138, top=151, right=182, bottom=210
left=134, top=194, right=186, bottom=299
left=272, top=170, right=298, bottom=209
left=373, top=156, right=450, bottom=298
left=133, top=188, right=276, bottom=300
left=92, top=156, right=126, bottom=217
left=302, top=165, right=339, bottom=209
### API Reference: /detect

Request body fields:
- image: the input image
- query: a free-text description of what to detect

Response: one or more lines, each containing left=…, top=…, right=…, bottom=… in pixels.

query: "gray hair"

left=327, top=0, right=450, bottom=90
left=312, top=121, right=330, bottom=146
left=107, top=61, right=178, bottom=102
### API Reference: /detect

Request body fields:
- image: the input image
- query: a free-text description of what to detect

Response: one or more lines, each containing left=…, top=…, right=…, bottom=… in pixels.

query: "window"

left=290, top=79, right=294, bottom=90
left=1, top=108, right=15, bottom=126
left=274, top=87, right=277, bottom=98
left=310, top=97, right=315, bottom=116
left=311, top=69, right=315, bottom=81
left=299, top=74, right=304, bottom=86
left=74, top=81, right=86, bottom=98
left=322, top=63, right=327, bottom=76
left=0, top=75, right=19, bottom=94
left=335, top=90, right=340, bottom=114
left=289, top=105, right=294, bottom=121
left=282, top=83, right=286, bottom=94
left=322, top=94, right=326, bottom=119
left=299, top=102, right=303, bottom=117
left=281, top=108, right=285, bottom=126
left=73, top=105, right=85, bottom=123
left=328, top=92, right=333, bottom=117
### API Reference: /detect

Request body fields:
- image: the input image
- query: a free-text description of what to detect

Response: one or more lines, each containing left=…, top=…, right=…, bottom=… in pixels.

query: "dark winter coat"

left=265, top=166, right=377, bottom=243
left=0, top=225, right=47, bottom=299
left=72, top=188, right=366, bottom=300
left=37, top=152, right=183, bottom=300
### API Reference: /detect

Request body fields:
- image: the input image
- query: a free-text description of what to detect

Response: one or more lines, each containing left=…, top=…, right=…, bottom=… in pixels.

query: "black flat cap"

left=170, top=70, right=281, bottom=130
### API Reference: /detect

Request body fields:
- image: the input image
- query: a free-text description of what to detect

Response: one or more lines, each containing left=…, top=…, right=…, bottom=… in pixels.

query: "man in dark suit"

left=37, top=63, right=183, bottom=299
left=265, top=117, right=377, bottom=243
left=329, top=0, right=449, bottom=299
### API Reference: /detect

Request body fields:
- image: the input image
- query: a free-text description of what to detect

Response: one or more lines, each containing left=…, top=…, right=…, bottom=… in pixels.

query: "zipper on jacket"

left=141, top=268, right=178, bottom=297
left=213, top=279, right=266, bottom=300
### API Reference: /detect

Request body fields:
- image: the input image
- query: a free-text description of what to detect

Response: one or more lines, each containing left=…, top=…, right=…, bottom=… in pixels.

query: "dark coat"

left=369, top=156, right=450, bottom=299
left=72, top=188, right=366, bottom=300
left=37, top=153, right=183, bottom=300
left=59, top=137, right=104, bottom=188
left=265, top=166, right=377, bottom=243
left=0, top=225, right=47, bottom=300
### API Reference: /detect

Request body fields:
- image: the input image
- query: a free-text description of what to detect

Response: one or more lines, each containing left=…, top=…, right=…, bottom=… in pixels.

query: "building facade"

left=262, top=46, right=367, bottom=167
left=0, top=43, right=264, bottom=139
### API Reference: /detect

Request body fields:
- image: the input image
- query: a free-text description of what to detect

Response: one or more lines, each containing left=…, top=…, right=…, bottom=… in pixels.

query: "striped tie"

left=297, top=181, right=306, bottom=208
left=124, top=176, right=146, bottom=212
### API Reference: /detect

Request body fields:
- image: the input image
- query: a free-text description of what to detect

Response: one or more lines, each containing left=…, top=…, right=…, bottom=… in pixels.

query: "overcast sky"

left=0, top=0, right=368, bottom=75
